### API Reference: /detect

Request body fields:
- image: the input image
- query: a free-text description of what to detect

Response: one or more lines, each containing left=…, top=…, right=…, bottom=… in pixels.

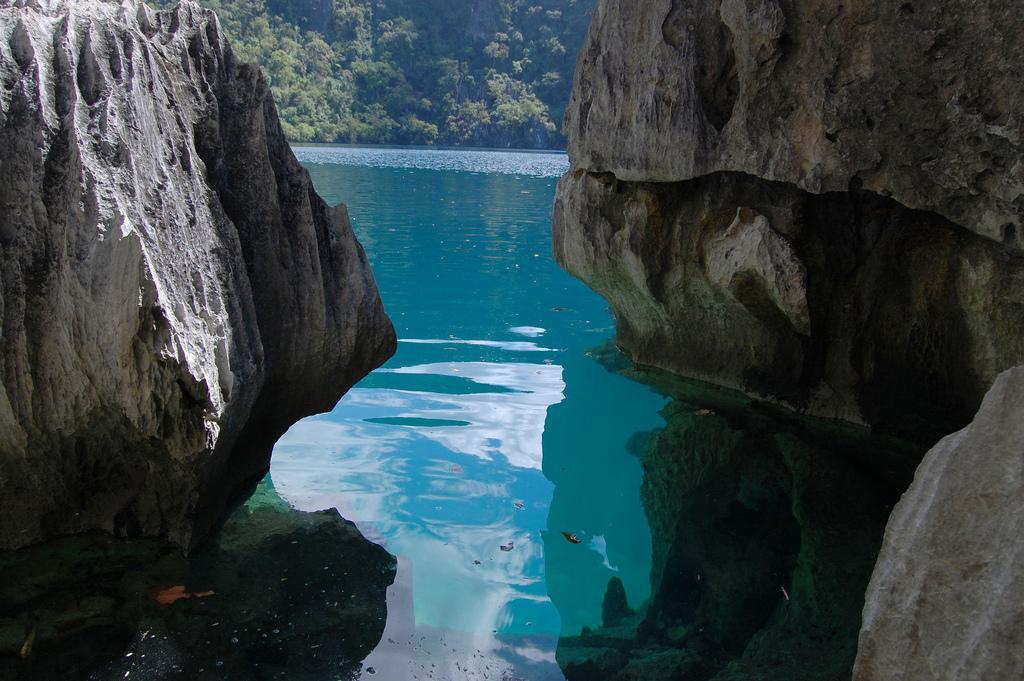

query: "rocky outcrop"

left=565, top=0, right=1024, bottom=247
left=854, top=365, right=1024, bottom=681
left=554, top=0, right=1024, bottom=436
left=0, top=0, right=395, bottom=550
left=555, top=1, right=1024, bottom=679
left=555, top=170, right=1024, bottom=439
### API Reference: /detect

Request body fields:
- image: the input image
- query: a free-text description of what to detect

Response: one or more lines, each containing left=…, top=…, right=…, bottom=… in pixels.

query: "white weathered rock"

left=854, top=366, right=1024, bottom=681
left=704, top=207, right=809, bottom=336
left=0, top=0, right=395, bottom=550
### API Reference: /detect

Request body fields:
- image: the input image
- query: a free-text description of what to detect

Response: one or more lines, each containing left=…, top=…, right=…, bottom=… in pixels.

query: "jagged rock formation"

left=854, top=365, right=1024, bottom=681
left=0, top=0, right=395, bottom=550
left=554, top=1, right=1024, bottom=679
left=554, top=0, right=1024, bottom=437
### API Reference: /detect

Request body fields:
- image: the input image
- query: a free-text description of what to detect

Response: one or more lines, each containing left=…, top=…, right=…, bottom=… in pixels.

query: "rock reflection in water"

left=555, top=349, right=920, bottom=681
left=0, top=479, right=394, bottom=681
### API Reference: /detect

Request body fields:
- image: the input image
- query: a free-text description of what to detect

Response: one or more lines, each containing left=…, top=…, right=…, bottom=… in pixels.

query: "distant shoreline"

left=291, top=142, right=569, bottom=155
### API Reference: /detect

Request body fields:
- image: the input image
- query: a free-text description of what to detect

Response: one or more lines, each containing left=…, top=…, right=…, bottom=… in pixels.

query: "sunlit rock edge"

left=0, top=0, right=396, bottom=551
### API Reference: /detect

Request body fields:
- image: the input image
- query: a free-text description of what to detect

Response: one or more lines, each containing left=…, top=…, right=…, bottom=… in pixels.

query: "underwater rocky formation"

left=554, top=0, right=1024, bottom=679
left=0, top=479, right=396, bottom=680
left=0, top=0, right=395, bottom=550
left=555, top=358, right=917, bottom=681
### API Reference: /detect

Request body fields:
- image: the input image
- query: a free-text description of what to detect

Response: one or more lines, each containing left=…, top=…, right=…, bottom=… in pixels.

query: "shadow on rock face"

left=0, top=479, right=396, bottom=681
left=555, top=345, right=920, bottom=681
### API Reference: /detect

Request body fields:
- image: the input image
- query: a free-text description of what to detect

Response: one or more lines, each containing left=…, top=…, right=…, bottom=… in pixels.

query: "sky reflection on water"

left=272, top=147, right=667, bottom=680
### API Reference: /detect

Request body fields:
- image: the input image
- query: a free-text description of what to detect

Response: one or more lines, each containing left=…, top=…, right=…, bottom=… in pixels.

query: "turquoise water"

left=271, top=146, right=668, bottom=680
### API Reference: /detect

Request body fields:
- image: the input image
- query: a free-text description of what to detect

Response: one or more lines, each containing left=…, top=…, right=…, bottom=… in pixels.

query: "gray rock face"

left=854, top=366, right=1024, bottom=681
left=555, top=170, right=1024, bottom=437
left=566, top=0, right=1024, bottom=248
left=0, top=0, right=395, bottom=550
left=556, top=2, right=1024, bottom=678
left=555, top=0, right=1024, bottom=435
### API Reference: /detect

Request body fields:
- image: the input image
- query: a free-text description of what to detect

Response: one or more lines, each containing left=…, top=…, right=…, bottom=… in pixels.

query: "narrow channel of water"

left=272, top=146, right=666, bottom=680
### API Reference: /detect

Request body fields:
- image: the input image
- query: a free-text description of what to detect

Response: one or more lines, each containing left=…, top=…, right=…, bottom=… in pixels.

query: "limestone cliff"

left=554, top=1, right=1024, bottom=679
left=554, top=0, right=1024, bottom=437
left=0, top=0, right=396, bottom=550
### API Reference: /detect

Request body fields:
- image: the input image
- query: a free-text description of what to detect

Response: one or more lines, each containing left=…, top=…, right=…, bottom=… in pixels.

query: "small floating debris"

left=19, top=628, right=35, bottom=659
left=450, top=464, right=464, bottom=474
left=780, top=586, right=790, bottom=601
left=150, top=585, right=216, bottom=605
left=550, top=306, right=569, bottom=313
left=561, top=532, right=582, bottom=544
left=500, top=542, right=514, bottom=552
left=694, top=408, right=715, bottom=417
left=473, top=560, right=481, bottom=565
left=513, top=501, right=525, bottom=510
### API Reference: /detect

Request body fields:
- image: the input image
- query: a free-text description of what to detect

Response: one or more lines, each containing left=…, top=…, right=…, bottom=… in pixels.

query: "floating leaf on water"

left=500, top=542, right=514, bottom=552
left=19, top=628, right=35, bottom=659
left=150, top=585, right=216, bottom=605
left=561, top=532, right=581, bottom=544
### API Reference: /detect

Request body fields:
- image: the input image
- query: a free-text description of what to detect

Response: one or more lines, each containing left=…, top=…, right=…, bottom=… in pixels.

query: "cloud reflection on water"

left=400, top=338, right=558, bottom=352
left=272, top=357, right=568, bottom=678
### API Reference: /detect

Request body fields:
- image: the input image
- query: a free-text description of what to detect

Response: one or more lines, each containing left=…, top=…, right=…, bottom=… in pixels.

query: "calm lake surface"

left=272, top=146, right=667, bottom=680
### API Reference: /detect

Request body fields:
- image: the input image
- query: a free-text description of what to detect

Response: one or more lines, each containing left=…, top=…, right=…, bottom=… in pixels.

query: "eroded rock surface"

left=556, top=170, right=1024, bottom=438
left=0, top=0, right=395, bottom=550
left=566, top=0, right=1024, bottom=247
left=555, top=1, right=1024, bottom=679
left=555, top=0, right=1024, bottom=436
left=854, top=366, right=1024, bottom=681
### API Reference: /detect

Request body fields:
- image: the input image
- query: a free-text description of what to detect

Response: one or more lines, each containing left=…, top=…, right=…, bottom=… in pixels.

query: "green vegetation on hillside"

left=162, top=0, right=594, bottom=148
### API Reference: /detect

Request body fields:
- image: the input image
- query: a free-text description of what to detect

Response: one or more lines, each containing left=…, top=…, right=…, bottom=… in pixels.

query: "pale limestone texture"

left=0, top=0, right=395, bottom=550
left=854, top=366, right=1024, bottom=681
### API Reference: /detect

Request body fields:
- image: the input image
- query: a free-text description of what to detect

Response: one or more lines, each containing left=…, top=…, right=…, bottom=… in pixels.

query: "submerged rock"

left=0, top=478, right=397, bottom=680
left=854, top=366, right=1024, bottom=681
left=601, top=576, right=632, bottom=629
left=0, top=0, right=395, bottom=550
left=555, top=363, right=918, bottom=681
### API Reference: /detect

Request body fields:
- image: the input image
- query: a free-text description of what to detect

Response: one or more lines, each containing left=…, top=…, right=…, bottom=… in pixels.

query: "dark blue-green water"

left=270, top=146, right=667, bottom=680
